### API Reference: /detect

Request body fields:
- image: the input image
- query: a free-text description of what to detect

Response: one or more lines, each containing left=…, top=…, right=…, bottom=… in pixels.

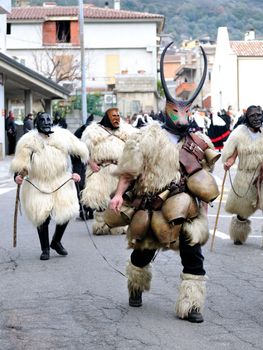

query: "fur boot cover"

left=229, top=216, right=251, bottom=243
left=109, top=226, right=128, bottom=235
left=176, top=273, right=206, bottom=319
left=93, top=211, right=111, bottom=235
left=92, top=211, right=127, bottom=235
left=126, top=261, right=152, bottom=294
left=181, top=207, right=209, bottom=246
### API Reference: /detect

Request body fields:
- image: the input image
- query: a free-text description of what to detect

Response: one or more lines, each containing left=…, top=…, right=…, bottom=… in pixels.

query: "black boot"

left=129, top=291, right=142, bottom=307
left=186, top=308, right=204, bottom=323
left=88, top=207, right=94, bottom=220
left=37, top=218, right=50, bottom=261
left=234, top=240, right=243, bottom=245
left=50, top=222, right=68, bottom=256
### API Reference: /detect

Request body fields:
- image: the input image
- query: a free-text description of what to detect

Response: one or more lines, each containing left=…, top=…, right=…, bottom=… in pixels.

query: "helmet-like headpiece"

left=160, top=42, right=207, bottom=134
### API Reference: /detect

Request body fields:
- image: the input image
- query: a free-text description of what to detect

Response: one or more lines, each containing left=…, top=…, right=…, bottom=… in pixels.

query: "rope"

left=86, top=162, right=116, bottom=180
left=228, top=164, right=260, bottom=198
left=24, top=177, right=73, bottom=194
left=77, top=183, right=127, bottom=278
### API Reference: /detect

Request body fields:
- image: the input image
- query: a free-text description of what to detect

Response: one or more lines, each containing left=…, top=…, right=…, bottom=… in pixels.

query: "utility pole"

left=78, top=0, right=87, bottom=124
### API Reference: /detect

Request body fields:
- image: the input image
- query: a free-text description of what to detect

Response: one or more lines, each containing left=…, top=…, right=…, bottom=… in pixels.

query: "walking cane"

left=13, top=170, right=27, bottom=248
left=13, top=183, right=21, bottom=248
left=210, top=169, right=228, bottom=252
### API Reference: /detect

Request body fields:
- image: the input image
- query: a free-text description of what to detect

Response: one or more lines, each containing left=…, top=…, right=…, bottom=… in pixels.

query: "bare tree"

left=33, top=49, right=81, bottom=84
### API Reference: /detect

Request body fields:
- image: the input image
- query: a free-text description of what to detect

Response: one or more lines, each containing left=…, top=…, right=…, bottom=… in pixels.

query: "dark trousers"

left=37, top=216, right=69, bottom=251
left=7, top=134, right=16, bottom=155
left=131, top=233, right=205, bottom=276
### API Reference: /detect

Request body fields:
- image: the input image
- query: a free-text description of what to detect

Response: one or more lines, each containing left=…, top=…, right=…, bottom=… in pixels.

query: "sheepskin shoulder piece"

left=114, top=123, right=181, bottom=194
left=81, top=121, right=135, bottom=153
left=222, top=125, right=263, bottom=165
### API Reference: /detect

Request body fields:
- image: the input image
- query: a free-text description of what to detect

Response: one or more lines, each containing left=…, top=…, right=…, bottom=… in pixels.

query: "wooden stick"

left=13, top=184, right=21, bottom=248
left=210, top=170, right=228, bottom=252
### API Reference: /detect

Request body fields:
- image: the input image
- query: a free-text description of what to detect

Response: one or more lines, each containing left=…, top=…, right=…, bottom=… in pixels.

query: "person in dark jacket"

left=23, top=113, right=34, bottom=134
left=53, top=111, right=67, bottom=129
left=207, top=111, right=231, bottom=151
left=5, top=111, right=17, bottom=155
left=71, top=114, right=94, bottom=220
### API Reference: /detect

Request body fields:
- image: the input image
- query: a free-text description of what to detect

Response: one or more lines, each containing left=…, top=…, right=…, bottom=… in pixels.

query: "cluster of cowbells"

left=104, top=159, right=220, bottom=247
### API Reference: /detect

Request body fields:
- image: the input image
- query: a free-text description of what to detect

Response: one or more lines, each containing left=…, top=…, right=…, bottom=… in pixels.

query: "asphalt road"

left=1, top=161, right=263, bottom=350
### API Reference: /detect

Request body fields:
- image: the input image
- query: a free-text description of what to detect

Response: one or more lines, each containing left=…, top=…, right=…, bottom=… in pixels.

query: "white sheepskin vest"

left=222, top=124, right=263, bottom=217
left=81, top=121, right=136, bottom=209
left=10, top=127, right=89, bottom=227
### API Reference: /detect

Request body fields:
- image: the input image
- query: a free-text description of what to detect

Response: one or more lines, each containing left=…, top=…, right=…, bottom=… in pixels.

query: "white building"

left=211, top=27, right=263, bottom=115
left=6, top=1, right=164, bottom=115
left=0, top=0, right=70, bottom=159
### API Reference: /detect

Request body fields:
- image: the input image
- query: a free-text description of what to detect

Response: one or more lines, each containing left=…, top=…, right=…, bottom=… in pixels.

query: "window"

left=56, top=21, right=70, bottom=43
left=6, top=23, right=11, bottom=35
left=106, top=54, right=120, bottom=85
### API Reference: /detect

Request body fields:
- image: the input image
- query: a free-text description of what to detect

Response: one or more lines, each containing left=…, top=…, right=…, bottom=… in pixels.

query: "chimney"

left=114, top=0, right=120, bottom=10
left=15, top=0, right=30, bottom=7
left=244, top=28, right=255, bottom=41
left=43, top=2, right=57, bottom=7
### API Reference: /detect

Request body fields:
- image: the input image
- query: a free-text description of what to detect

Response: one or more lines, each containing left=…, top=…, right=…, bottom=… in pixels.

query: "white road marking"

left=209, top=229, right=229, bottom=240
left=208, top=214, right=263, bottom=219
left=209, top=230, right=262, bottom=240
left=0, top=187, right=16, bottom=195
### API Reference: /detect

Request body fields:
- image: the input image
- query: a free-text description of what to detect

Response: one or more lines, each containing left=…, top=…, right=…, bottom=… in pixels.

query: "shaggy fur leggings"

left=130, top=233, right=205, bottom=276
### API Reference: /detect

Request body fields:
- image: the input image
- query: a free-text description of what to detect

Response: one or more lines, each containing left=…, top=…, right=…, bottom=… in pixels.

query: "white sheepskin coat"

left=10, top=127, right=89, bottom=227
left=221, top=124, right=263, bottom=218
left=114, top=123, right=212, bottom=250
left=81, top=121, right=135, bottom=209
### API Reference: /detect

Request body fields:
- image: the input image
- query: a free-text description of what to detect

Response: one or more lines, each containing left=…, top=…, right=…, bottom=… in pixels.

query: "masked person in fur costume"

left=11, top=112, right=89, bottom=261
left=222, top=105, right=263, bottom=245
left=81, top=107, right=135, bottom=235
left=109, top=42, right=220, bottom=323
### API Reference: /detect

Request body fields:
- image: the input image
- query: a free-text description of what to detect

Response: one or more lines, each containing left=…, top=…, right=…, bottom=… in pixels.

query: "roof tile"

left=231, top=41, right=263, bottom=56
left=8, top=5, right=164, bottom=21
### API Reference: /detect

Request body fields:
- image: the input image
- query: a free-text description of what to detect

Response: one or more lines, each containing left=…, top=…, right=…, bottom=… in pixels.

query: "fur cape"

left=81, top=121, right=135, bottom=209
left=10, top=127, right=89, bottom=227
left=221, top=124, right=263, bottom=217
left=114, top=123, right=212, bottom=249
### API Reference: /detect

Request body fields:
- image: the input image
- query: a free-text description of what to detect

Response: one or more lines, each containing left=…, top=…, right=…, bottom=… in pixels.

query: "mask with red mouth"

left=99, top=108, right=120, bottom=130
left=160, top=42, right=207, bottom=135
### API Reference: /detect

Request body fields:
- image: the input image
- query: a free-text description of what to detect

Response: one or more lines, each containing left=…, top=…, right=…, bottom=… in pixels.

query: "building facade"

left=6, top=2, right=164, bottom=116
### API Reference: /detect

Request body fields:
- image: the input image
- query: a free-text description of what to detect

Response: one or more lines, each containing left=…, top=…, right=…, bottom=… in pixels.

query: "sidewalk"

left=0, top=155, right=13, bottom=184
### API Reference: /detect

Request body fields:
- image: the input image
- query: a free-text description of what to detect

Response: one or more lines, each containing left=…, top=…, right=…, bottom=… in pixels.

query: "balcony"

left=175, top=82, right=196, bottom=99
